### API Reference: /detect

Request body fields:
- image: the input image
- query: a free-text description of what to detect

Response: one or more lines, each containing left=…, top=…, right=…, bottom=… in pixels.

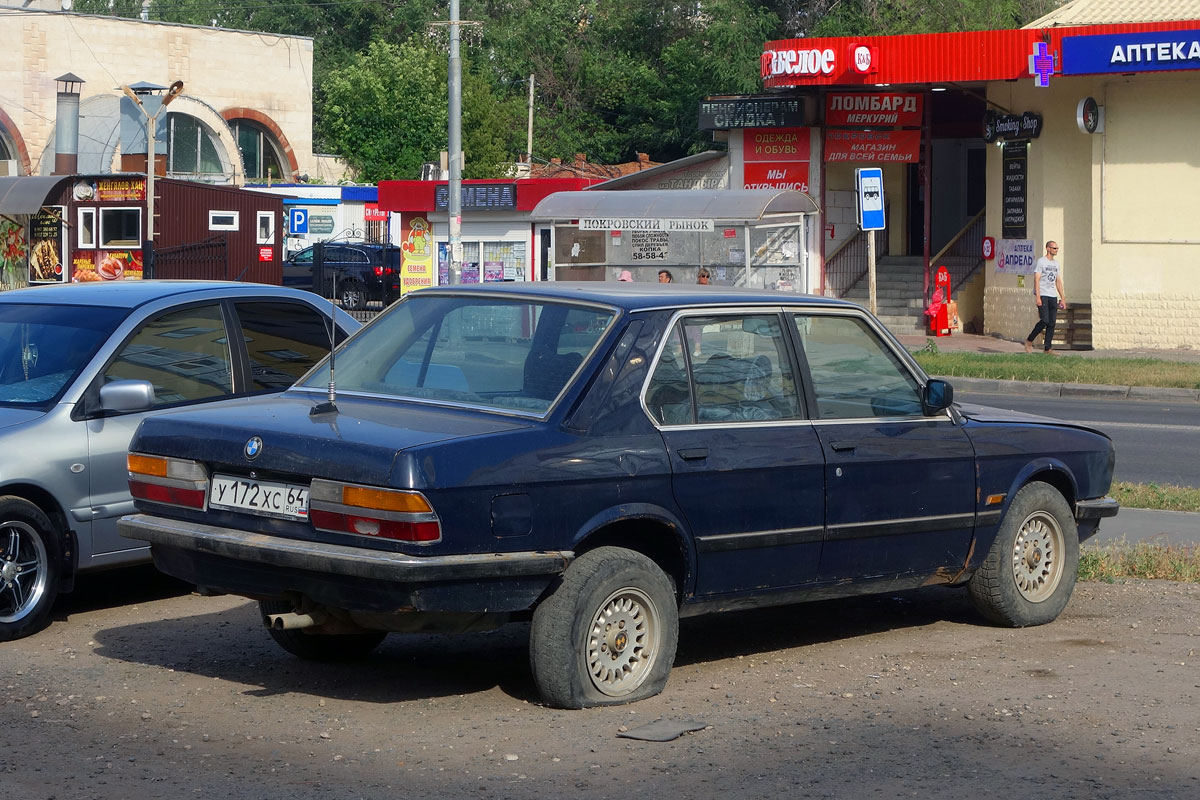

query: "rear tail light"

left=373, top=267, right=396, bottom=276
left=127, top=453, right=208, bottom=510
left=309, top=479, right=441, bottom=543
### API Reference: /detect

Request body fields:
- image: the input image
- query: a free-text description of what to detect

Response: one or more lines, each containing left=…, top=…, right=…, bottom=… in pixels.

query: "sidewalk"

left=894, top=331, right=1200, bottom=402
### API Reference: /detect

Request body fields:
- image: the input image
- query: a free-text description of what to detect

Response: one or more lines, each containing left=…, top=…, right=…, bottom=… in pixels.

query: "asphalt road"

left=958, top=391, right=1200, bottom=488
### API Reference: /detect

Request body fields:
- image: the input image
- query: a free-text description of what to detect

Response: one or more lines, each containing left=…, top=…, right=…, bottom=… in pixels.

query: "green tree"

left=319, top=37, right=524, bottom=181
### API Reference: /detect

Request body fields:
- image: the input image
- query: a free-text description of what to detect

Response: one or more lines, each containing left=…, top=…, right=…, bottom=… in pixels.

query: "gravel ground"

left=2, top=568, right=1197, bottom=799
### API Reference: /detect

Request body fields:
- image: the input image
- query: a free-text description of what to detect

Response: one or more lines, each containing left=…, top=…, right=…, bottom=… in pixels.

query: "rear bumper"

left=118, top=513, right=572, bottom=613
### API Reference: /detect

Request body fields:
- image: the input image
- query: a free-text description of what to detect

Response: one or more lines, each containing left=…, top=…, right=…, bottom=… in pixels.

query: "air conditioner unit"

left=419, top=162, right=444, bottom=181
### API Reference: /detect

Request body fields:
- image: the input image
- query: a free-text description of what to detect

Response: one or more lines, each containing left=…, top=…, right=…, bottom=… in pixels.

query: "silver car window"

left=103, top=304, right=234, bottom=406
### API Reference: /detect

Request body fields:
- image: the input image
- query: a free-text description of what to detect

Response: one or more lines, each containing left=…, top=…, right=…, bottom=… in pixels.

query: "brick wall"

left=984, top=286, right=1040, bottom=342
left=1092, top=294, right=1200, bottom=350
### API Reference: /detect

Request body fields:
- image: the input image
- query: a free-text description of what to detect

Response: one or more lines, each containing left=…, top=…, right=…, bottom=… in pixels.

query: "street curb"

left=936, top=375, right=1200, bottom=402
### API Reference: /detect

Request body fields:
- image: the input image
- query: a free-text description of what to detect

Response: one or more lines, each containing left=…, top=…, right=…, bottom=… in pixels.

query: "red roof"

left=762, top=20, right=1200, bottom=87
left=378, top=177, right=600, bottom=213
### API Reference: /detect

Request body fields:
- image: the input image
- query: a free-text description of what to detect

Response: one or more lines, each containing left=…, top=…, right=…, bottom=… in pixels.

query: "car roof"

left=413, top=281, right=859, bottom=313
left=0, top=281, right=330, bottom=310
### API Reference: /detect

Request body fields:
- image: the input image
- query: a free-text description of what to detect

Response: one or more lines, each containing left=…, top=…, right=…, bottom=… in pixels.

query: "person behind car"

left=658, top=270, right=673, bottom=283
left=697, top=268, right=711, bottom=285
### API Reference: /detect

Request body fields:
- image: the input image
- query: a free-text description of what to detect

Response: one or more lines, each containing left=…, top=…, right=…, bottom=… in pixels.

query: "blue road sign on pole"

left=290, top=207, right=309, bottom=235
left=856, top=168, right=885, bottom=231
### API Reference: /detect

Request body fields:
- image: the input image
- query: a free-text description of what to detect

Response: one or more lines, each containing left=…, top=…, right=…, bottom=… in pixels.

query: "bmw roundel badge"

left=244, top=436, right=263, bottom=460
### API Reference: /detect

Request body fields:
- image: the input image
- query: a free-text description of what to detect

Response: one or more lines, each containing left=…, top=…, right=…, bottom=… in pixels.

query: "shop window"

left=482, top=241, right=527, bottom=281
left=256, top=211, right=274, bottom=245
left=99, top=207, right=141, bottom=248
left=78, top=208, right=96, bottom=248
left=167, top=113, right=224, bottom=178
left=209, top=211, right=239, bottom=231
left=232, top=120, right=285, bottom=181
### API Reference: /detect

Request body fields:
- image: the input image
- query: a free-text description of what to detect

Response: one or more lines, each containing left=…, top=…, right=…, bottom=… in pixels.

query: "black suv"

left=282, top=243, right=401, bottom=311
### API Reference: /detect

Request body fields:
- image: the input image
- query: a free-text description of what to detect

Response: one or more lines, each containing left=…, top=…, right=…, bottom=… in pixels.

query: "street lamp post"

left=120, top=80, right=183, bottom=249
left=447, top=0, right=463, bottom=283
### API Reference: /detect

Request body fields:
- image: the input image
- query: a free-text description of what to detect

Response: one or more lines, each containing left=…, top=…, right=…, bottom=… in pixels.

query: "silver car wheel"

left=586, top=586, right=660, bottom=697
left=1010, top=510, right=1065, bottom=603
left=0, top=520, right=49, bottom=624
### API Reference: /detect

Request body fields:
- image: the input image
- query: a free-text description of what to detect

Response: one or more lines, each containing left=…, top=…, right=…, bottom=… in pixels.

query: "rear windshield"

left=299, top=293, right=618, bottom=414
left=0, top=303, right=128, bottom=406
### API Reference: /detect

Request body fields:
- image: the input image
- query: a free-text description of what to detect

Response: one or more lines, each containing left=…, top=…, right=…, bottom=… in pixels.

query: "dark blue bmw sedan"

left=119, top=283, right=1118, bottom=708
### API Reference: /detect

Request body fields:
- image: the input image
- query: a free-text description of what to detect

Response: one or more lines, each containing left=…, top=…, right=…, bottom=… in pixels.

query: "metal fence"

left=152, top=235, right=228, bottom=281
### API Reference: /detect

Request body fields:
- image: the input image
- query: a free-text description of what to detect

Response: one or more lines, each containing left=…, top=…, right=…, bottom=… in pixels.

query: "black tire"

left=339, top=282, right=365, bottom=311
left=529, top=547, right=678, bottom=709
left=259, top=600, right=387, bottom=661
left=0, top=497, right=62, bottom=642
left=968, top=482, right=1079, bottom=627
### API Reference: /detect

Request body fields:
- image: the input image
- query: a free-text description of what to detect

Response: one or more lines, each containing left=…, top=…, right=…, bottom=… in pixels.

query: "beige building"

left=0, top=6, right=343, bottom=183
left=983, top=0, right=1200, bottom=349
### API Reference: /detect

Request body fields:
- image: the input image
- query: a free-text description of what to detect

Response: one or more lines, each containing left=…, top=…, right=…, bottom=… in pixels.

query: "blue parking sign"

left=856, top=168, right=885, bottom=231
left=289, top=207, right=309, bottom=234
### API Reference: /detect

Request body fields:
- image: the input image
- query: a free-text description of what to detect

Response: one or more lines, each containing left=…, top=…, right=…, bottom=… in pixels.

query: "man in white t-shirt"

left=1024, top=240, right=1066, bottom=353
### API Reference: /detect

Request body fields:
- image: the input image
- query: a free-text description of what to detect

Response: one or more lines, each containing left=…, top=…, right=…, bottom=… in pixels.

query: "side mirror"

left=99, top=379, right=156, bottom=414
left=922, top=378, right=954, bottom=415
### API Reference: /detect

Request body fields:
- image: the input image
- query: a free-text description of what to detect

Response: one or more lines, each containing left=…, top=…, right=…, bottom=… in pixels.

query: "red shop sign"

left=825, top=93, right=923, bottom=127
left=258, top=246, right=273, bottom=262
left=743, top=162, right=810, bottom=192
left=743, top=127, right=811, bottom=163
left=824, top=130, right=921, bottom=163
left=364, top=203, right=388, bottom=222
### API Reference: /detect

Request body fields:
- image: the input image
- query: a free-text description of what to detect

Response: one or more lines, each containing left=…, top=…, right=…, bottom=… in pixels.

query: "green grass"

left=911, top=350, right=1200, bottom=389
left=1079, top=541, right=1200, bottom=583
left=1112, top=481, right=1200, bottom=513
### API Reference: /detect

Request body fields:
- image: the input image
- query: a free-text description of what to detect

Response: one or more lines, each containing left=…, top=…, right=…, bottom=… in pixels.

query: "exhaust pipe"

left=266, top=612, right=319, bottom=631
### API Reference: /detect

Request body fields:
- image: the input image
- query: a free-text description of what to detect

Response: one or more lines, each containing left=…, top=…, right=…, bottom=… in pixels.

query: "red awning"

left=762, top=19, right=1200, bottom=88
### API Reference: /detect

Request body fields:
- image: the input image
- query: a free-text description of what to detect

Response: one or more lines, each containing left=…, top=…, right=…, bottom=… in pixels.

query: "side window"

left=292, top=248, right=313, bottom=265
left=645, top=327, right=693, bottom=425
left=684, top=315, right=800, bottom=423
left=792, top=314, right=923, bottom=419
left=646, top=314, right=800, bottom=425
left=236, top=301, right=339, bottom=391
left=103, top=304, right=233, bottom=406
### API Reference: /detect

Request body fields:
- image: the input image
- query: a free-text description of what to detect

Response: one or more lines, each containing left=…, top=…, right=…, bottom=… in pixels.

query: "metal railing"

left=152, top=235, right=228, bottom=281
left=822, top=223, right=889, bottom=298
left=930, top=210, right=985, bottom=294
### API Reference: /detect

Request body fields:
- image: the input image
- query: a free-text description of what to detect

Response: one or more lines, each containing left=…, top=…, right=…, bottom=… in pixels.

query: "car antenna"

left=310, top=252, right=338, bottom=416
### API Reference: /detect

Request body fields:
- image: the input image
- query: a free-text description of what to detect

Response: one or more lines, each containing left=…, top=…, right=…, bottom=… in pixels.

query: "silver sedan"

left=0, top=280, right=358, bottom=641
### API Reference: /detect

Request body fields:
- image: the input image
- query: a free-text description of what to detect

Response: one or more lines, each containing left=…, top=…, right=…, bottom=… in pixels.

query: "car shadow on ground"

left=50, top=564, right=195, bottom=621
left=89, top=584, right=982, bottom=706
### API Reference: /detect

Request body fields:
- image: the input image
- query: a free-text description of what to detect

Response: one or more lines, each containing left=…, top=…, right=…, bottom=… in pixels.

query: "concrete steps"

left=841, top=257, right=928, bottom=332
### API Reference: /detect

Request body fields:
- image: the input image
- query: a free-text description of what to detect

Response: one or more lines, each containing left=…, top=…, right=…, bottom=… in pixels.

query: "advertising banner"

left=825, top=93, right=923, bottom=127
left=399, top=213, right=434, bottom=295
left=1002, top=142, right=1028, bottom=239
left=0, top=218, right=28, bottom=289
left=743, top=127, right=811, bottom=162
left=824, top=130, right=921, bottom=163
left=743, top=162, right=810, bottom=192
left=743, top=127, right=811, bottom=190
left=1063, top=30, right=1200, bottom=75
left=995, top=238, right=1035, bottom=275
left=97, top=179, right=146, bottom=203
left=29, top=207, right=67, bottom=284
left=70, top=249, right=145, bottom=282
